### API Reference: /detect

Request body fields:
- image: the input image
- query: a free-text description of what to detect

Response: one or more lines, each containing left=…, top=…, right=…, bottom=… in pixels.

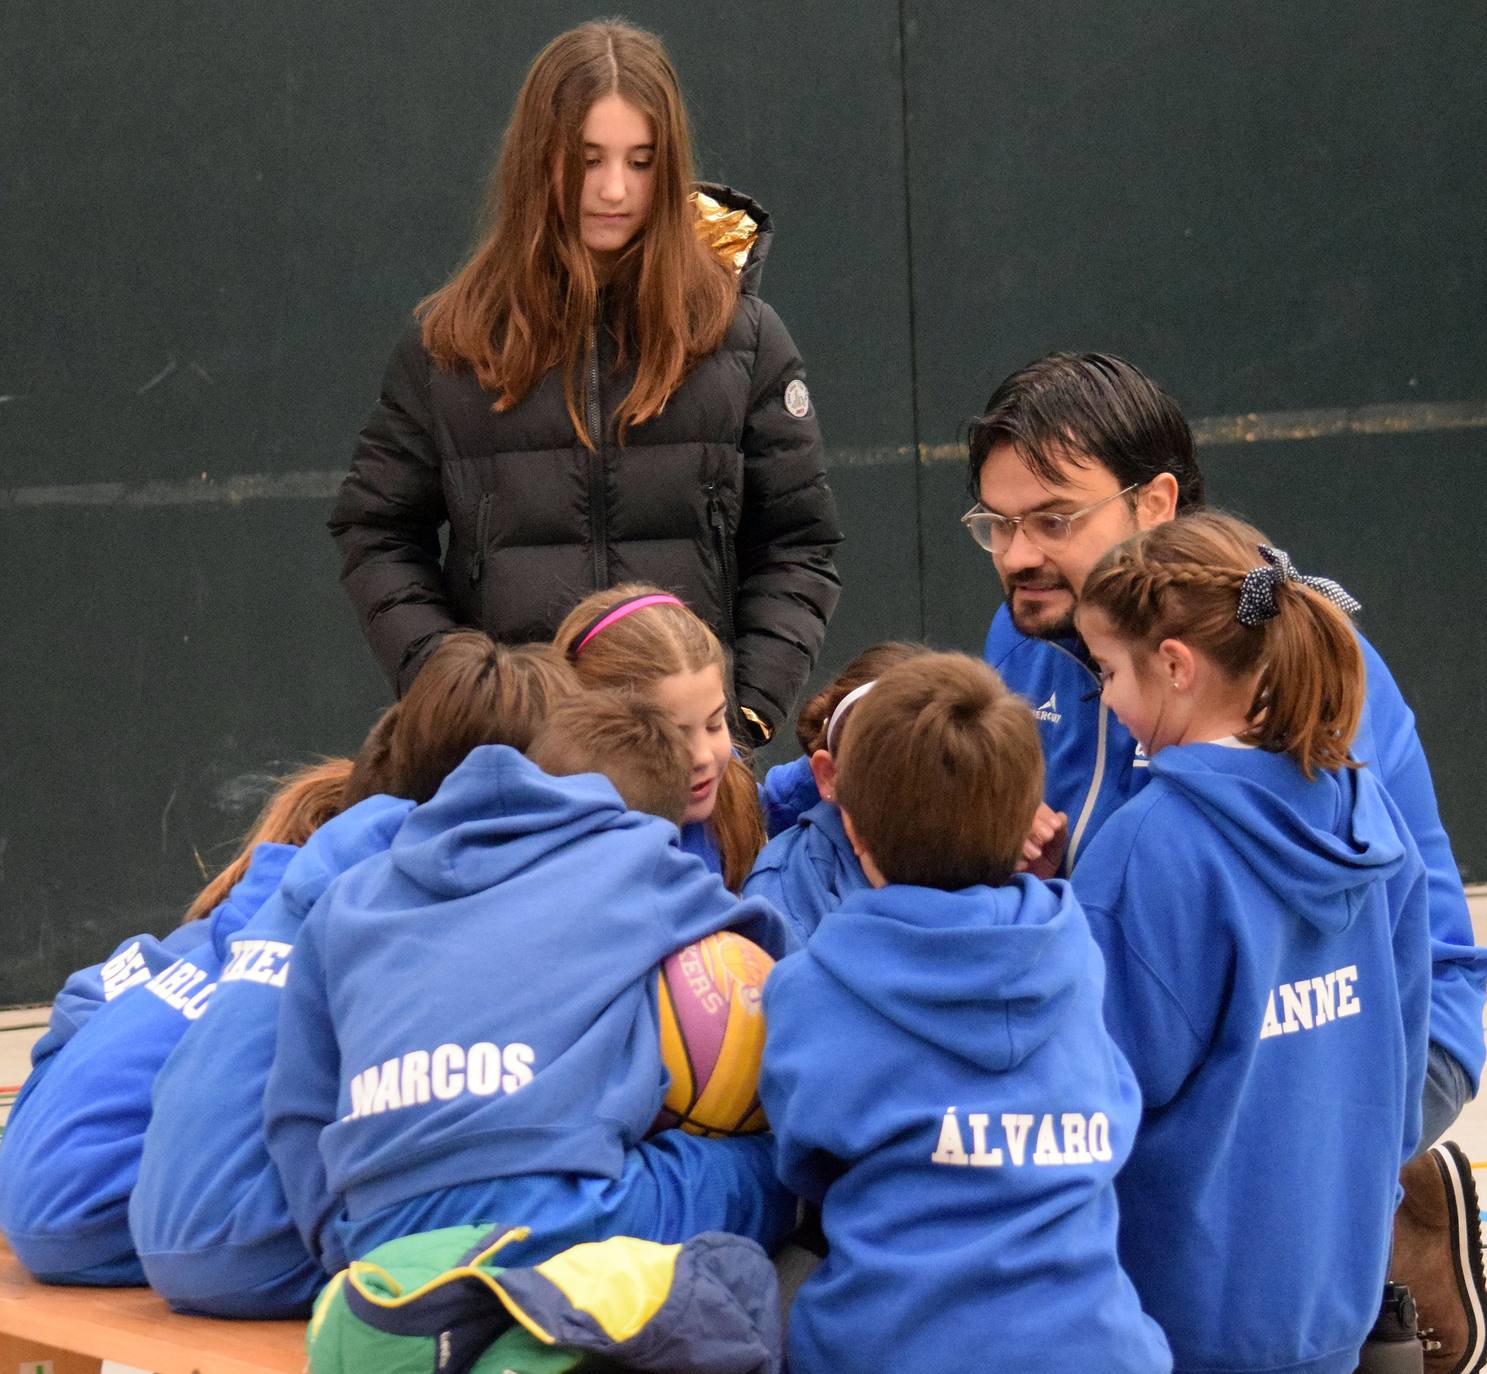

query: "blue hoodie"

left=0, top=843, right=294, bottom=1284
left=263, top=745, right=793, bottom=1269
left=759, top=876, right=1171, bottom=1374
left=129, top=795, right=412, bottom=1317
left=985, top=603, right=1487, bottom=1089
left=759, top=755, right=819, bottom=837
left=743, top=798, right=866, bottom=947
left=1073, top=744, right=1431, bottom=1374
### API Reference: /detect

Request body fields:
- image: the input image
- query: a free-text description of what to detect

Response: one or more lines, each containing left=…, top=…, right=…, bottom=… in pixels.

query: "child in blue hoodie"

left=759, top=651, right=1171, bottom=1373
left=129, top=634, right=577, bottom=1317
left=0, top=758, right=352, bottom=1285
left=744, top=642, right=926, bottom=946
left=552, top=585, right=768, bottom=893
left=1072, top=513, right=1432, bottom=1374
left=263, top=690, right=796, bottom=1275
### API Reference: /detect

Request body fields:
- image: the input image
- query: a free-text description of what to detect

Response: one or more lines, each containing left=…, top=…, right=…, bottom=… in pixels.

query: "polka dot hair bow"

left=1236, top=544, right=1362, bottom=627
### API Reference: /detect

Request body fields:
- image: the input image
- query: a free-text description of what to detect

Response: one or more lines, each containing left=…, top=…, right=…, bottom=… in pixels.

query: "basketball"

left=653, top=931, right=774, bottom=1137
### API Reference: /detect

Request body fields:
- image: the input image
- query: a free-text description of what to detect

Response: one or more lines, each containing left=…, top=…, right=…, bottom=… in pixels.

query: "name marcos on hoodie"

left=343, top=1043, right=537, bottom=1121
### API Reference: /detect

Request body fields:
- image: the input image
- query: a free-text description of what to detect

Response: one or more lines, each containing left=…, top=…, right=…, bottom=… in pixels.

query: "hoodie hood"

left=806, top=876, right=1091, bottom=1072
left=389, top=745, right=674, bottom=900
left=1148, top=745, right=1408, bottom=934
left=278, top=794, right=414, bottom=921
left=693, top=183, right=772, bottom=295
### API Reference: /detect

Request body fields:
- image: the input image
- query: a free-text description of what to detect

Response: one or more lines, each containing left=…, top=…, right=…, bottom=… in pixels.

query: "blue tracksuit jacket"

left=128, top=795, right=411, bottom=1317
left=0, top=843, right=294, bottom=1283
left=1073, top=743, right=1431, bottom=1373
left=985, top=602, right=1487, bottom=1090
left=743, top=798, right=866, bottom=947
left=760, top=875, right=1171, bottom=1374
left=263, top=745, right=795, bottom=1271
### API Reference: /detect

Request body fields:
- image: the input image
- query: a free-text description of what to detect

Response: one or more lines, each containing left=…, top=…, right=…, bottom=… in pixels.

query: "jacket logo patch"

left=1035, top=692, right=1062, bottom=724
left=784, top=378, right=810, bottom=418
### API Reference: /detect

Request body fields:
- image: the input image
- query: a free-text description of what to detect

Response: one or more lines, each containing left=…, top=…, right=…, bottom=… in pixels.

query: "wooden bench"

left=0, top=1241, right=306, bottom=1374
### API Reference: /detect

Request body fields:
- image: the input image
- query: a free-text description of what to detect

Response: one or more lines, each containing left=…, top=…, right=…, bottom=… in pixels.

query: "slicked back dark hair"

left=968, top=352, right=1205, bottom=511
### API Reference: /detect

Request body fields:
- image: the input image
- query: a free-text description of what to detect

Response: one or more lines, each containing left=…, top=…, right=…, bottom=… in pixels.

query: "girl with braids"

left=0, top=759, right=351, bottom=1287
left=330, top=19, right=840, bottom=748
left=130, top=634, right=576, bottom=1317
left=1070, top=512, right=1432, bottom=1374
left=553, top=584, right=765, bottom=890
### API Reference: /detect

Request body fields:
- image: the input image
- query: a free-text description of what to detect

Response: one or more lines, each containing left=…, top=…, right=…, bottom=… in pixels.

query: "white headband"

left=825, top=681, right=877, bottom=754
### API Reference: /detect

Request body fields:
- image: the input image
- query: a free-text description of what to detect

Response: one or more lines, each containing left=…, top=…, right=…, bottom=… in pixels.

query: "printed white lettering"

left=370, top=1059, right=403, bottom=1114
left=401, top=1051, right=431, bottom=1107
left=1001, top=1113, right=1034, bottom=1166
left=1260, top=964, right=1361, bottom=1042
left=932, top=1108, right=969, bottom=1165
left=933, top=1108, right=1114, bottom=1169
left=431, top=1044, right=465, bottom=1100
left=501, top=1043, right=535, bottom=1093
left=1336, top=965, right=1361, bottom=1018
left=343, top=1042, right=542, bottom=1121
left=1061, top=1112, right=1092, bottom=1164
left=101, top=942, right=151, bottom=1001
left=967, top=1113, right=1003, bottom=1167
left=1033, top=1113, right=1065, bottom=1165
left=466, top=1043, right=502, bottom=1096
left=1088, top=1112, right=1113, bottom=1162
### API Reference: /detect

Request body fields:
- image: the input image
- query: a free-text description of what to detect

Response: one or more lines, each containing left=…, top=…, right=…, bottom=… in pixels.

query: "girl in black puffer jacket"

left=329, top=18, right=842, bottom=748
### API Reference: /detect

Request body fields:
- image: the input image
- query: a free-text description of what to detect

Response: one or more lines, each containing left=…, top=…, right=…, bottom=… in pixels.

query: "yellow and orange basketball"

left=653, top=931, right=773, bottom=1137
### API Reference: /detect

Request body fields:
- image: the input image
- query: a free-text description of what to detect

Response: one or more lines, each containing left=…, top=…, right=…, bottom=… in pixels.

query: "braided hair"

left=1080, top=513, right=1364, bottom=778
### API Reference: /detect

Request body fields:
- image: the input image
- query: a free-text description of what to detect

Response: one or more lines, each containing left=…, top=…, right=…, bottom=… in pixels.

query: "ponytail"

left=1081, top=512, right=1365, bottom=779
left=712, top=756, right=766, bottom=892
left=1249, top=581, right=1364, bottom=778
left=181, top=758, right=352, bottom=924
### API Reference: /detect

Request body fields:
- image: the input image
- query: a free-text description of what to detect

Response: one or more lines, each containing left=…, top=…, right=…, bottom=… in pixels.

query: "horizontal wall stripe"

left=3, top=398, right=1484, bottom=510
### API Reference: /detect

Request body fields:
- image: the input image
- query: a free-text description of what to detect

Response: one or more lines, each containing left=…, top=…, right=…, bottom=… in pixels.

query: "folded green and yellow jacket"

left=307, top=1223, right=781, bottom=1374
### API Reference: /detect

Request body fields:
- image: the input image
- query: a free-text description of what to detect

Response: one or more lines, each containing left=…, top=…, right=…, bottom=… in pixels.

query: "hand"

left=1016, top=803, right=1068, bottom=880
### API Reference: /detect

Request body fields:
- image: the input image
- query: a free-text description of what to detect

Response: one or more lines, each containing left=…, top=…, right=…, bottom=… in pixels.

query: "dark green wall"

left=3, top=3, right=1482, bottom=1005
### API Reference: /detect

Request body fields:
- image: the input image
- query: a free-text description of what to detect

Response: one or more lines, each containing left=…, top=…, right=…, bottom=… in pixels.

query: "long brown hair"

left=1080, top=513, right=1365, bottom=778
left=418, top=20, right=737, bottom=449
left=344, top=633, right=581, bottom=807
left=182, top=759, right=352, bottom=923
left=553, top=584, right=765, bottom=890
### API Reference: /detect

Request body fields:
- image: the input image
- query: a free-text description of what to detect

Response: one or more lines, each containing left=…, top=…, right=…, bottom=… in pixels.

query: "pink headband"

left=570, top=594, right=686, bottom=657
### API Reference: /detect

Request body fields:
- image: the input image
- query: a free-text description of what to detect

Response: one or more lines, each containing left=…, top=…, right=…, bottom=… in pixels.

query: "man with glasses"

left=965, top=351, right=1486, bottom=1372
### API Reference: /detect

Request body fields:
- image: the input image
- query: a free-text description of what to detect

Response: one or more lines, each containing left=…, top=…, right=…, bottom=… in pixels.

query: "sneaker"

left=1392, top=1141, right=1487, bottom=1373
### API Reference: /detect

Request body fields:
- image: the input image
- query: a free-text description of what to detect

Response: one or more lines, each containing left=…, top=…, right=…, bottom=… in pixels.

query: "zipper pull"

left=469, top=549, right=484, bottom=585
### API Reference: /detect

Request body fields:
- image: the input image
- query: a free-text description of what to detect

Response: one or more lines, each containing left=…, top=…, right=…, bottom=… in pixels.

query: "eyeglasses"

left=960, top=484, right=1139, bottom=554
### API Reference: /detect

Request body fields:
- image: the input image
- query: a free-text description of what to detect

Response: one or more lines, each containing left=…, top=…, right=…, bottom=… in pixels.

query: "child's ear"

left=808, top=748, right=837, bottom=802
left=1156, top=637, right=1197, bottom=692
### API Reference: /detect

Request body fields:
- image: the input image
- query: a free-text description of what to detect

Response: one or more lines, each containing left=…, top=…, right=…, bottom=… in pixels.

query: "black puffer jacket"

left=329, top=185, right=842, bottom=738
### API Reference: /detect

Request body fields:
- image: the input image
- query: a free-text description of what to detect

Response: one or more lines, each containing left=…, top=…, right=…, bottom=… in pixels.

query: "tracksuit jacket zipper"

left=585, top=322, right=607, bottom=590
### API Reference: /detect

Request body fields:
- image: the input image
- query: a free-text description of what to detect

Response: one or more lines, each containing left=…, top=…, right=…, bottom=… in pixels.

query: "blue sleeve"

left=654, top=843, right=794, bottom=962
left=625, top=1132, right=796, bottom=1253
left=1073, top=819, right=1216, bottom=1110
left=28, top=923, right=212, bottom=1070
left=758, top=957, right=853, bottom=1205
left=262, top=914, right=345, bottom=1274
left=1357, top=636, right=1486, bottom=1087
left=1081, top=899, right=1207, bottom=1110
left=759, top=757, right=819, bottom=838
left=1389, top=844, right=1434, bottom=1165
